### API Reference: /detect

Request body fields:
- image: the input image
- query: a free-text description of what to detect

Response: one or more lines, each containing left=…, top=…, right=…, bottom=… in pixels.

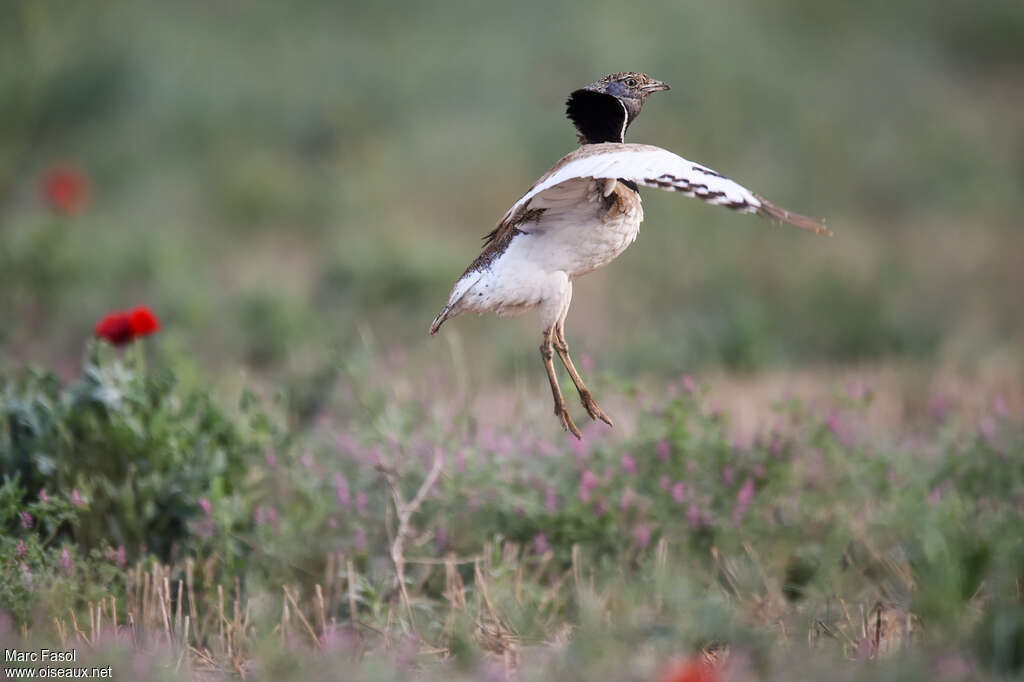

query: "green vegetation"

left=2, top=351, right=1023, bottom=680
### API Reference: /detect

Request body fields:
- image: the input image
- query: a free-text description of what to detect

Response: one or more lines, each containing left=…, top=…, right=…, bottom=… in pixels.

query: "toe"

left=556, top=406, right=582, bottom=439
left=582, top=396, right=614, bottom=428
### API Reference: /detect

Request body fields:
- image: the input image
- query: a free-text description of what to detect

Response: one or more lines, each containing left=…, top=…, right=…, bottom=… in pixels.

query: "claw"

left=580, top=391, right=614, bottom=427
left=555, top=401, right=582, bottom=439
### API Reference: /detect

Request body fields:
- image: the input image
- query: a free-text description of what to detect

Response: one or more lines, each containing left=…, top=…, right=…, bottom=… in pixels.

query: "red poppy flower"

left=94, top=312, right=134, bottom=346
left=42, top=164, right=90, bottom=215
left=657, top=658, right=718, bottom=682
left=128, top=305, right=161, bottom=336
left=94, top=306, right=161, bottom=346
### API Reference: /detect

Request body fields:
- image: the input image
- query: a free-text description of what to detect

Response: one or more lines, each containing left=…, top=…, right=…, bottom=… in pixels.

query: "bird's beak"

left=643, top=79, right=670, bottom=93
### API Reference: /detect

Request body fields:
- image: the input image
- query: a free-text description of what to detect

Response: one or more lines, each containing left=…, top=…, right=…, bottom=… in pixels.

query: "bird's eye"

left=625, top=78, right=638, bottom=87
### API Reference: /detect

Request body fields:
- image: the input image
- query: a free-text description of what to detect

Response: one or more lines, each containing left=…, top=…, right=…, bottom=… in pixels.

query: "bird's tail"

left=429, top=272, right=482, bottom=336
left=754, top=195, right=832, bottom=236
left=429, top=305, right=454, bottom=335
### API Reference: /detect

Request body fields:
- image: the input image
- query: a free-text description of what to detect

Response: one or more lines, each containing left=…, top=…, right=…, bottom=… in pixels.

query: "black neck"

left=565, top=89, right=627, bottom=144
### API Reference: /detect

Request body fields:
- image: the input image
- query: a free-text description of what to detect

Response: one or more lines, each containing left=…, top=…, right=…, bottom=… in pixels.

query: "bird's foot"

left=579, top=390, right=614, bottom=427
left=554, top=401, right=582, bottom=439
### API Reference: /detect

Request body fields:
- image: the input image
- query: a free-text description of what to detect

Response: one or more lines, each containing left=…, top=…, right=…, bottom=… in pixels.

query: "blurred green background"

left=2, top=0, right=1022, bottom=382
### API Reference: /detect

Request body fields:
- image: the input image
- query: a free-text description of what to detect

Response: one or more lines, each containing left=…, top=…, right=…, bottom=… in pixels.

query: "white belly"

left=445, top=180, right=643, bottom=320
left=517, top=179, right=644, bottom=278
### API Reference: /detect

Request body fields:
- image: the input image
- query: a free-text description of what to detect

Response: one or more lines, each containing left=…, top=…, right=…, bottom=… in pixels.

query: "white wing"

left=505, top=143, right=829, bottom=235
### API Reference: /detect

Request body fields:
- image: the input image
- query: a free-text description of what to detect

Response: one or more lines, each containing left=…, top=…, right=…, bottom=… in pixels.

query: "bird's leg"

left=554, top=322, right=613, bottom=427
left=542, top=326, right=581, bottom=439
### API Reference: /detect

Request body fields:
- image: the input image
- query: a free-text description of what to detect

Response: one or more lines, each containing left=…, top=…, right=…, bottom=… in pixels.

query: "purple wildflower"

left=656, top=439, right=671, bottom=461
left=534, top=533, right=550, bottom=554
left=980, top=416, right=997, bottom=441
left=826, top=410, right=842, bottom=435
left=104, top=546, right=127, bottom=566
left=198, top=497, right=213, bottom=515
left=335, top=473, right=351, bottom=507
left=621, top=454, right=637, bottom=474
left=545, top=486, right=558, bottom=513
left=732, top=478, right=755, bottom=524
left=682, top=374, right=696, bottom=393
left=39, top=489, right=50, bottom=504
left=722, top=466, right=735, bottom=485
left=570, top=435, right=591, bottom=461
left=19, top=511, right=33, bottom=529
left=536, top=440, right=557, bottom=457
left=633, top=522, right=652, bottom=548
left=930, top=395, right=950, bottom=421
left=579, top=469, right=599, bottom=502
left=60, top=548, right=73, bottom=574
left=687, top=502, right=702, bottom=529
left=671, top=482, right=686, bottom=504
left=16, top=540, right=27, bottom=558
left=580, top=353, right=594, bottom=373
left=846, top=379, right=868, bottom=400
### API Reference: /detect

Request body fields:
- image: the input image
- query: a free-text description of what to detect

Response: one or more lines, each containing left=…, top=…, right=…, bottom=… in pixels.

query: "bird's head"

left=566, top=72, right=670, bottom=145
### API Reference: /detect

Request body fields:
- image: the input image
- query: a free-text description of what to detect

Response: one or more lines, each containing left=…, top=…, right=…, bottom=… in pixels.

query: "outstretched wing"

left=500, top=143, right=830, bottom=236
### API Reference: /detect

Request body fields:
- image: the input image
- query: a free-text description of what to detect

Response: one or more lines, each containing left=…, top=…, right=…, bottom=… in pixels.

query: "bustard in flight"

left=430, top=72, right=829, bottom=438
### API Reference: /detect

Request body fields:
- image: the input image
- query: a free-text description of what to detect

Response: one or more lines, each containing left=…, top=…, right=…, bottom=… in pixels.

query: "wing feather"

left=505, top=143, right=830, bottom=235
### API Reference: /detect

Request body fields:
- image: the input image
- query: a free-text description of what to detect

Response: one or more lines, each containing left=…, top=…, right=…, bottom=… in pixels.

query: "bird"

left=430, top=72, right=829, bottom=439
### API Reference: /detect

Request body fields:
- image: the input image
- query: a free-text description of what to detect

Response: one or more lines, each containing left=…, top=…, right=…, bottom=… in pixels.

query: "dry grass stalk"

left=160, top=576, right=173, bottom=643
left=472, top=558, right=519, bottom=662
left=69, top=608, right=86, bottom=643
left=176, top=578, right=184, bottom=638
left=347, top=559, right=358, bottom=624
left=53, top=617, right=66, bottom=645
left=186, top=558, right=198, bottom=639
left=444, top=553, right=467, bottom=633
left=283, top=585, right=320, bottom=647
left=571, top=544, right=582, bottom=596
left=218, top=583, right=226, bottom=655
left=315, top=584, right=327, bottom=639
left=378, top=446, right=444, bottom=634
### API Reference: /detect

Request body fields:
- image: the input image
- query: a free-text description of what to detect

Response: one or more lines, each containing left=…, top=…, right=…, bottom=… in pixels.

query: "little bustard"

left=430, top=72, right=829, bottom=438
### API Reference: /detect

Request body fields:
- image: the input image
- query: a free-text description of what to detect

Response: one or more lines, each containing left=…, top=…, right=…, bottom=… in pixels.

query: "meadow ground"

left=2, top=349, right=1022, bottom=680
left=2, top=0, right=1023, bottom=680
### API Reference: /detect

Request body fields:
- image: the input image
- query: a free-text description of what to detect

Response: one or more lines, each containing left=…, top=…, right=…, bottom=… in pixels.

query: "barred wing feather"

left=506, top=143, right=830, bottom=235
